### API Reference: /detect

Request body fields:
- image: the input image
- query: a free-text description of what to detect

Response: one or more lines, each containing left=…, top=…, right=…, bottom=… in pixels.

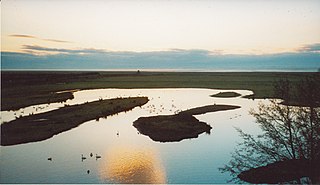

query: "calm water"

left=0, top=88, right=267, bottom=183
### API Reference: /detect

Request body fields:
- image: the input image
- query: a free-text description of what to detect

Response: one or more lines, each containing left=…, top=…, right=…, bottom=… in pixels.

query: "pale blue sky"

left=2, top=0, right=320, bottom=55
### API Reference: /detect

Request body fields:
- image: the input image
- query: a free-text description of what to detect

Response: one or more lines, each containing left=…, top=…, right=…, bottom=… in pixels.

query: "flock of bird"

left=47, top=153, right=102, bottom=174
left=229, top=113, right=242, bottom=120
left=46, top=130, right=122, bottom=164
left=47, top=153, right=102, bottom=162
left=142, top=99, right=181, bottom=114
left=81, top=153, right=101, bottom=161
left=45, top=130, right=123, bottom=175
left=13, top=104, right=51, bottom=119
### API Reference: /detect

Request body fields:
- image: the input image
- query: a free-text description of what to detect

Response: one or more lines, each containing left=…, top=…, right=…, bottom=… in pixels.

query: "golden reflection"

left=99, top=146, right=166, bottom=184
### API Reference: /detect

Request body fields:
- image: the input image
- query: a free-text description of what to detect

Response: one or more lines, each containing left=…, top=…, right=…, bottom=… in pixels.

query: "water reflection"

left=99, top=146, right=166, bottom=184
left=0, top=88, right=255, bottom=183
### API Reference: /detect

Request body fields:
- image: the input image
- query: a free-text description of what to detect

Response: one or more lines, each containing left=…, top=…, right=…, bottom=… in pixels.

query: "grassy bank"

left=1, top=97, right=148, bottom=146
left=1, top=71, right=318, bottom=110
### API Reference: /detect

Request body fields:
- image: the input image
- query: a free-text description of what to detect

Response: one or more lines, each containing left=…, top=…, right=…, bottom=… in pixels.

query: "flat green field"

left=1, top=71, right=319, bottom=111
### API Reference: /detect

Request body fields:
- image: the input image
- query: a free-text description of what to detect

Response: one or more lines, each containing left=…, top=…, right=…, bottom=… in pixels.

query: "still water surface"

left=0, top=88, right=267, bottom=183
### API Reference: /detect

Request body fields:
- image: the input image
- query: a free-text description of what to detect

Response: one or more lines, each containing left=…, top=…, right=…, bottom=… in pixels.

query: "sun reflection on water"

left=99, top=145, right=166, bottom=184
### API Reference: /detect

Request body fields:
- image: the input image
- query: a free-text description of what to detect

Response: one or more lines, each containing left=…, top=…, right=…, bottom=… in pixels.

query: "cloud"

left=14, top=45, right=320, bottom=72
left=9, top=34, right=36, bottom=38
left=9, top=34, right=71, bottom=43
left=21, top=45, right=212, bottom=57
left=22, top=45, right=106, bottom=54
left=42, top=39, right=71, bottom=43
left=2, top=44, right=320, bottom=71
left=298, top=43, right=320, bottom=53
left=2, top=50, right=319, bottom=71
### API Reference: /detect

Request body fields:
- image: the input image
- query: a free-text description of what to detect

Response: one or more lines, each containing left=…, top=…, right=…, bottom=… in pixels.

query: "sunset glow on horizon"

left=2, top=0, right=320, bottom=55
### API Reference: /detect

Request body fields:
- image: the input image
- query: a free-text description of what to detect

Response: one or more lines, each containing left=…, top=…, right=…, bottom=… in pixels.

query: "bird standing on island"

left=95, top=154, right=101, bottom=160
left=81, top=154, right=87, bottom=161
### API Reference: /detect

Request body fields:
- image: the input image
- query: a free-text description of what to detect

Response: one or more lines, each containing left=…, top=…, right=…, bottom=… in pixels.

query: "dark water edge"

left=1, top=68, right=319, bottom=72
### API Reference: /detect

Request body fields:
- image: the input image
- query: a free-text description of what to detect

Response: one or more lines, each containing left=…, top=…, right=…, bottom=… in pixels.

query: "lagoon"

left=0, top=88, right=267, bottom=183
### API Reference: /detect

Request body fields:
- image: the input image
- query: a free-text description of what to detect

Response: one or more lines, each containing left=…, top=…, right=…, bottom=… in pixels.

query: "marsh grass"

left=1, top=71, right=316, bottom=111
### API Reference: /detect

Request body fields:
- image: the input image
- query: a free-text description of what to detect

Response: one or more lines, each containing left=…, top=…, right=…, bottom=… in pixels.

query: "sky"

left=1, top=0, right=320, bottom=70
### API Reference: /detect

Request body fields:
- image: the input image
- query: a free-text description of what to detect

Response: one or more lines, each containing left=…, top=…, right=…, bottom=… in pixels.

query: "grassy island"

left=210, top=92, right=242, bottom=98
left=134, top=114, right=211, bottom=142
left=180, top=104, right=240, bottom=115
left=133, top=104, right=240, bottom=142
left=1, top=97, right=148, bottom=146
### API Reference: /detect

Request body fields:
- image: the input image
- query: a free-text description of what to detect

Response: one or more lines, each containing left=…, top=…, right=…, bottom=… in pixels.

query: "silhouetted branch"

left=220, top=75, right=320, bottom=184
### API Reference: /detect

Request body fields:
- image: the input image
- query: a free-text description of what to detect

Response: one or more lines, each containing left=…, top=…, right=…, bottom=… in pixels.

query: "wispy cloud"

left=9, top=34, right=71, bottom=43
left=298, top=43, right=320, bottom=53
left=9, top=34, right=37, bottom=38
left=22, top=45, right=106, bottom=54
left=21, top=45, right=214, bottom=58
left=42, top=39, right=71, bottom=43
left=21, top=44, right=320, bottom=59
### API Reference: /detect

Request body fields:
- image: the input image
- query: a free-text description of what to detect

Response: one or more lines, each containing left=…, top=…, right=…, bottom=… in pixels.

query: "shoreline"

left=1, top=69, right=319, bottom=72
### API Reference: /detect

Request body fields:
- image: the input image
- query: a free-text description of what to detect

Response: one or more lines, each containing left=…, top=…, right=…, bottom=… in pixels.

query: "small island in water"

left=134, top=114, right=211, bottom=142
left=210, top=92, right=242, bottom=98
left=134, top=104, right=240, bottom=142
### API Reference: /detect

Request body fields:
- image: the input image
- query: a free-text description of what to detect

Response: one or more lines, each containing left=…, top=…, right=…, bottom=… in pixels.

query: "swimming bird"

left=95, top=154, right=101, bottom=160
left=87, top=170, right=90, bottom=174
left=47, top=157, right=52, bottom=161
left=81, top=154, right=87, bottom=161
